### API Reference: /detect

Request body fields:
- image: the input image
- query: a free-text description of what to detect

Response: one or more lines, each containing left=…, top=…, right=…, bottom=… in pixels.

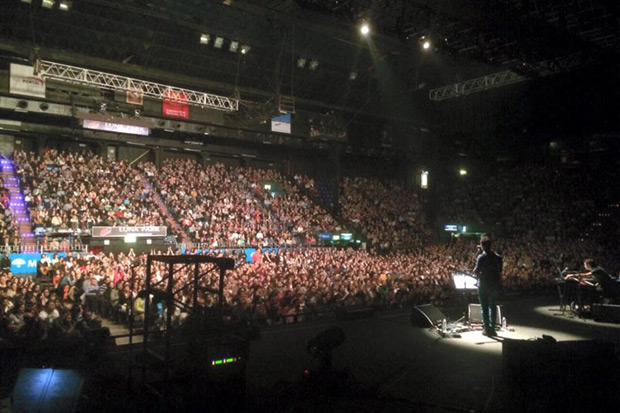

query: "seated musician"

left=565, top=258, right=619, bottom=307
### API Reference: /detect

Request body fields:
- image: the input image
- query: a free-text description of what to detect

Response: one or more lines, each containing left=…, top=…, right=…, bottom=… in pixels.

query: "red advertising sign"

left=163, top=89, right=189, bottom=119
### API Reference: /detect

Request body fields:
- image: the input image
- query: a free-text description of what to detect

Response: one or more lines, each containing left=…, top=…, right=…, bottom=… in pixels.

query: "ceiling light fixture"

left=360, top=23, right=370, bottom=36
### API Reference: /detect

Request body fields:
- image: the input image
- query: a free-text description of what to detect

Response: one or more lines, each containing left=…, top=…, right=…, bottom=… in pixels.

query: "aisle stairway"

left=139, top=174, right=188, bottom=245
left=0, top=158, right=35, bottom=248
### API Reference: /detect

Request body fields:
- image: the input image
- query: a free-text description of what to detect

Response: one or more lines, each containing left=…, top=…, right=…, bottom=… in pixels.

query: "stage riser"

left=592, top=303, right=620, bottom=323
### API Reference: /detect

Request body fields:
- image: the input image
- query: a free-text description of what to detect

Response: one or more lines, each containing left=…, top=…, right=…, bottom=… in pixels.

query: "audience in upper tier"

left=438, top=165, right=620, bottom=242
left=437, top=179, right=483, bottom=226
left=0, top=181, right=19, bottom=248
left=340, top=177, right=430, bottom=249
left=140, top=159, right=338, bottom=248
left=14, top=150, right=166, bottom=234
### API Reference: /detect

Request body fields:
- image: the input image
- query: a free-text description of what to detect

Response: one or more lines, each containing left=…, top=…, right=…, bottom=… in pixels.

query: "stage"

left=3, top=293, right=619, bottom=412
left=245, top=294, right=620, bottom=412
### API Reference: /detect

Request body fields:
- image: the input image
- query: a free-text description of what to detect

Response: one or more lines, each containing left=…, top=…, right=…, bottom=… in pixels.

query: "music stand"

left=450, top=272, right=479, bottom=331
left=452, top=273, right=478, bottom=291
left=550, top=267, right=569, bottom=315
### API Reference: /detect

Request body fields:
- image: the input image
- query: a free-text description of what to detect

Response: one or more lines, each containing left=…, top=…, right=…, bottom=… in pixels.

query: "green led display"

left=211, top=356, right=241, bottom=366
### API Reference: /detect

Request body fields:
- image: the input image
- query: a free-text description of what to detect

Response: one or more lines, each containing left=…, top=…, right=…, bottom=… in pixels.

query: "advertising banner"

left=180, top=248, right=279, bottom=263
left=9, top=64, right=46, bottom=98
left=91, top=226, right=167, bottom=238
left=162, top=89, right=189, bottom=119
left=271, top=113, right=291, bottom=134
left=83, top=119, right=149, bottom=136
left=10, top=252, right=68, bottom=276
left=126, top=87, right=144, bottom=105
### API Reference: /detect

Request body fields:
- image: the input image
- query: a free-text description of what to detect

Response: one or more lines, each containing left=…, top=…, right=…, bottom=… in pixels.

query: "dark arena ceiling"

left=1, top=0, right=619, bottom=157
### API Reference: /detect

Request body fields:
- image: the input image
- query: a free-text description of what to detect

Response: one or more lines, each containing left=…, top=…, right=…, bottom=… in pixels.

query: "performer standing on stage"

left=473, top=236, right=503, bottom=336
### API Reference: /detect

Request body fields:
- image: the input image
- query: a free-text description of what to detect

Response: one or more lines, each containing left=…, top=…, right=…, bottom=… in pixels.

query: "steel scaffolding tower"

left=140, top=254, right=235, bottom=381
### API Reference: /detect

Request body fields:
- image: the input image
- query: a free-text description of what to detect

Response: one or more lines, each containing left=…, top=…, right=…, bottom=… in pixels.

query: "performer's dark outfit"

left=474, top=242, right=502, bottom=336
left=589, top=265, right=619, bottom=304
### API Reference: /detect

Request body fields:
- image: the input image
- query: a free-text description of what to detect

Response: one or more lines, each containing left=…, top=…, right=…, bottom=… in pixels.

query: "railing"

left=0, top=243, right=89, bottom=254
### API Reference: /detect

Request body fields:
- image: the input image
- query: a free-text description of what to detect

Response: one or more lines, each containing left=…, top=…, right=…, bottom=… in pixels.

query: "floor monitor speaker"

left=410, top=304, right=446, bottom=328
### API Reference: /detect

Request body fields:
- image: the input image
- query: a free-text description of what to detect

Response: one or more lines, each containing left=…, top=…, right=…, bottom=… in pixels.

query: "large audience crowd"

left=437, top=179, right=483, bottom=225
left=0, top=148, right=618, bottom=345
left=438, top=165, right=619, bottom=241
left=14, top=149, right=166, bottom=233
left=340, top=177, right=430, bottom=249
left=140, top=159, right=338, bottom=248
left=0, top=179, right=19, bottom=248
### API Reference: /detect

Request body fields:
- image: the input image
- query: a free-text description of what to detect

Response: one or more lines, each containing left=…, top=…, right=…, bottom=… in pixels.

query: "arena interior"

left=1, top=1, right=620, bottom=412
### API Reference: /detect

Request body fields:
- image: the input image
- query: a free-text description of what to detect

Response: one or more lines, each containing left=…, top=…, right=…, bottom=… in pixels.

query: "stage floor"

left=5, top=294, right=618, bottom=412
left=245, top=294, right=620, bottom=412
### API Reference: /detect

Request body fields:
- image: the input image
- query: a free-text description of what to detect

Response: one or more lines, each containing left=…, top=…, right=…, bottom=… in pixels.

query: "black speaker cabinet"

left=307, top=326, right=346, bottom=355
left=592, top=303, right=620, bottom=323
left=503, top=339, right=616, bottom=383
left=410, top=304, right=446, bottom=328
left=468, top=303, right=502, bottom=325
left=498, top=339, right=619, bottom=412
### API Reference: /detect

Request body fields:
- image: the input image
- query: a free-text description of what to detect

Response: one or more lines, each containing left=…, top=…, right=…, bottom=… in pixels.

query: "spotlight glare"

left=200, top=33, right=210, bottom=45
left=240, top=45, right=250, bottom=54
left=214, top=37, right=224, bottom=49
left=423, top=40, right=431, bottom=50
left=42, top=0, right=54, bottom=8
left=360, top=23, right=370, bottom=36
left=229, top=41, right=239, bottom=52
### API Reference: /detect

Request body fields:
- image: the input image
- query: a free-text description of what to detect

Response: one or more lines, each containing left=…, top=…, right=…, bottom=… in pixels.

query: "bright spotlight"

left=423, top=40, right=431, bottom=50
left=459, top=169, right=468, bottom=176
left=360, top=23, right=370, bottom=36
